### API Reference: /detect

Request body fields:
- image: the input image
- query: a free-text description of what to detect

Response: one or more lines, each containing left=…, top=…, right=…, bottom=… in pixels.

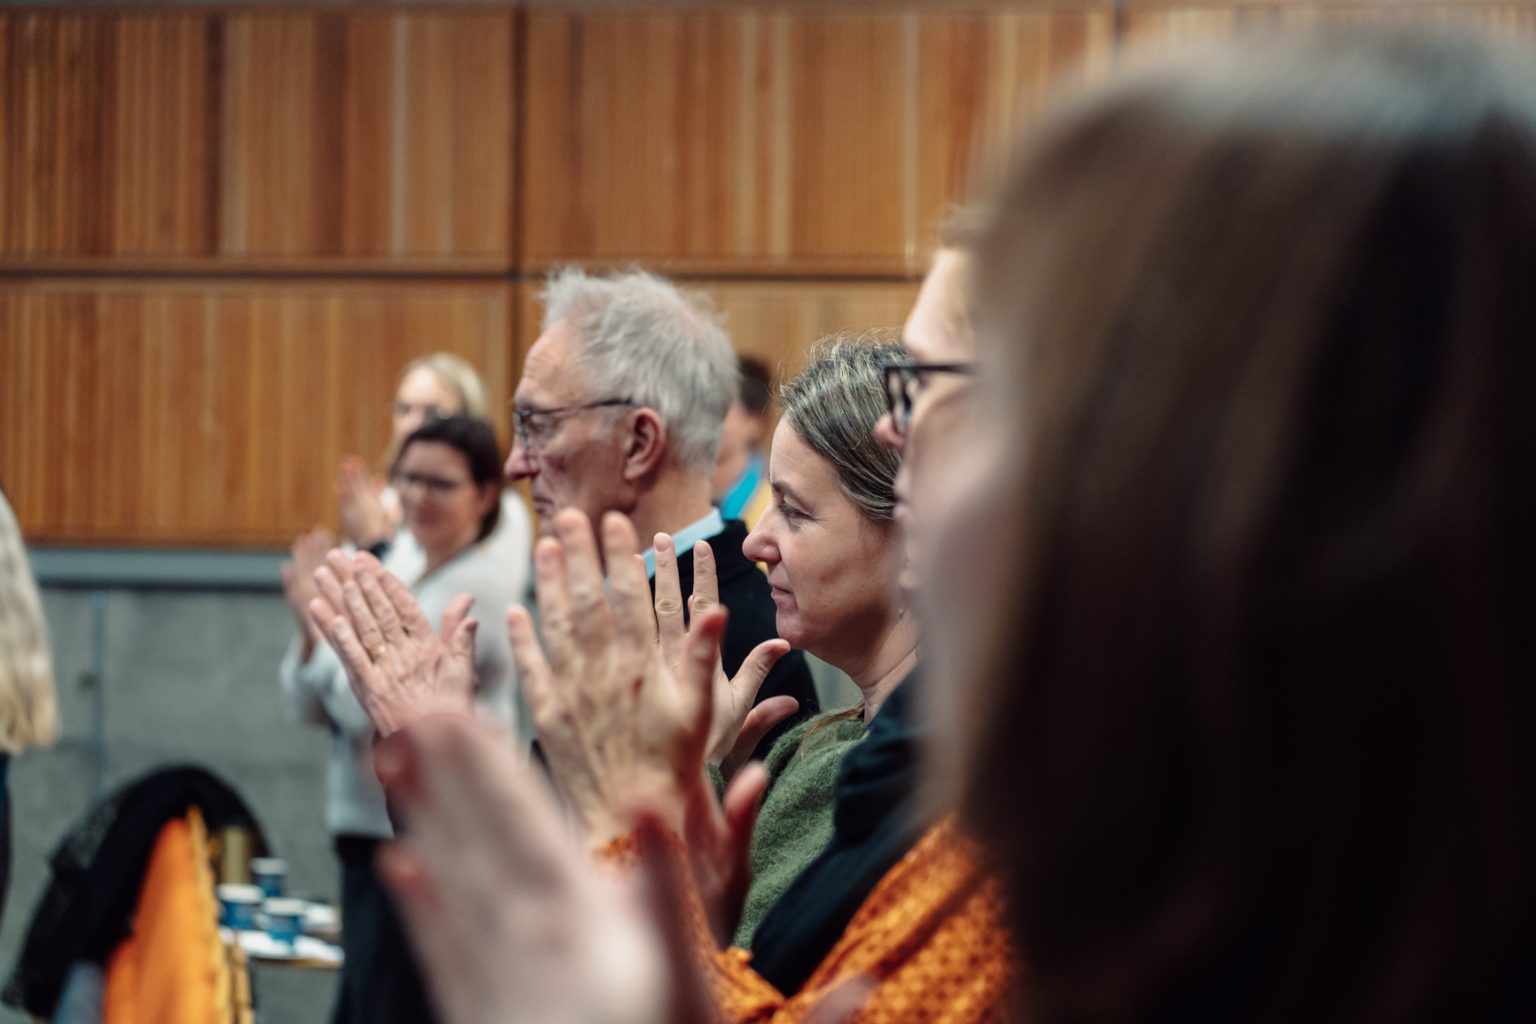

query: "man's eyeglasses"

left=512, top=397, right=637, bottom=451
left=882, top=363, right=974, bottom=437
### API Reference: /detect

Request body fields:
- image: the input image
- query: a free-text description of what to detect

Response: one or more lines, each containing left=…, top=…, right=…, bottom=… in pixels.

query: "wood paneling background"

left=0, top=10, right=515, bottom=268
left=0, top=280, right=512, bottom=544
left=521, top=10, right=1111, bottom=274
left=1, top=2, right=1531, bottom=547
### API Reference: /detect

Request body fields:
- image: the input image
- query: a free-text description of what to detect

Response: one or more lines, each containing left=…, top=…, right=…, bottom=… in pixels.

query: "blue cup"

left=262, top=897, right=307, bottom=949
left=251, top=857, right=287, bottom=899
left=216, top=884, right=263, bottom=931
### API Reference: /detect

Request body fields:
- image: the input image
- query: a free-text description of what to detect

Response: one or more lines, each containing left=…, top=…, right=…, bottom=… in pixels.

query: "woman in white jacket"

left=280, top=415, right=523, bottom=1024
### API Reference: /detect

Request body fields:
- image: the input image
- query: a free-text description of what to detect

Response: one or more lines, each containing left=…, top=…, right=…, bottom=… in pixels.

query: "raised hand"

left=652, top=535, right=795, bottom=777
left=280, top=526, right=336, bottom=650
left=375, top=714, right=671, bottom=1024
left=309, top=550, right=478, bottom=736
left=336, top=455, right=396, bottom=549
left=511, top=510, right=726, bottom=845
left=510, top=510, right=779, bottom=943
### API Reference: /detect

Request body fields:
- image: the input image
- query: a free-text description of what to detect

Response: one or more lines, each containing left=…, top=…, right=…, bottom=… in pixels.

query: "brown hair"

left=779, top=333, right=907, bottom=524
left=951, top=28, right=1536, bottom=1024
left=392, top=415, right=505, bottom=543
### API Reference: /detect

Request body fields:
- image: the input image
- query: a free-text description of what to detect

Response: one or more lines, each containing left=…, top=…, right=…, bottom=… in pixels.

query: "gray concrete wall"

left=0, top=569, right=865, bottom=1024
left=2, top=585, right=339, bottom=1024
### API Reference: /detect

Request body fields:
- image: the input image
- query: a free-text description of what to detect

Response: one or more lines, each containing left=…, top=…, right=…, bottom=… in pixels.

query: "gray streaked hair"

left=0, top=490, right=56, bottom=753
left=541, top=268, right=736, bottom=477
left=780, top=333, right=907, bottom=523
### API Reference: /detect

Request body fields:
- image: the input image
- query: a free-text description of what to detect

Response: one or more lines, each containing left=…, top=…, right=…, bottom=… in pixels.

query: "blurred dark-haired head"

left=738, top=355, right=774, bottom=416
left=937, top=28, right=1536, bottom=1024
left=392, top=415, right=504, bottom=541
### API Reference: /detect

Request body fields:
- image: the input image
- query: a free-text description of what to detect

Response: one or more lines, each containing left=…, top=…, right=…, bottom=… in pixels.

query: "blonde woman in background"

left=282, top=352, right=533, bottom=688
left=0, top=488, right=57, bottom=924
left=338, top=353, right=488, bottom=557
left=336, top=352, right=531, bottom=583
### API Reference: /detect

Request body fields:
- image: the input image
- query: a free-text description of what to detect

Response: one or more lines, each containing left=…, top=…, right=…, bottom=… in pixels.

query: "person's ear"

left=620, top=408, right=667, bottom=482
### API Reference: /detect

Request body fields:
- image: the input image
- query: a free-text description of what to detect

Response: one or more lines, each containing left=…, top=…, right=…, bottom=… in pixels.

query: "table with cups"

left=217, top=856, right=343, bottom=969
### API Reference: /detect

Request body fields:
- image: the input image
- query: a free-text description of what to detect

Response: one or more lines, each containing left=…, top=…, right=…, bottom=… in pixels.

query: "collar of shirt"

left=642, top=508, right=726, bottom=579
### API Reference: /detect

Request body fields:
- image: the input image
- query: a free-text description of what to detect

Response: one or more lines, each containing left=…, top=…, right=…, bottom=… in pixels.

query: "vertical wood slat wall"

left=1, top=3, right=1531, bottom=547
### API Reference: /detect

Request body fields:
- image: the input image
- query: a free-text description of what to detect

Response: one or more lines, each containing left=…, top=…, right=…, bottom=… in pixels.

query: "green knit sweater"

left=732, top=710, right=867, bottom=950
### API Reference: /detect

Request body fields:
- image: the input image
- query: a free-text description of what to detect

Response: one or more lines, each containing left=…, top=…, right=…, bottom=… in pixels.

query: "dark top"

left=746, top=669, right=927, bottom=997
left=669, top=519, right=819, bottom=761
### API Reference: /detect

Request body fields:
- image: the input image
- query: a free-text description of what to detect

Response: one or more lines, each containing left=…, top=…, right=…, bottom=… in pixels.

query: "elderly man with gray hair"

left=506, top=268, right=818, bottom=756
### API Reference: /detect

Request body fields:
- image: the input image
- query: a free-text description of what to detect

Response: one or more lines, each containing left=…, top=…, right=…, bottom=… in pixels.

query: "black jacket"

left=2, top=766, right=267, bottom=1018
left=669, top=519, right=819, bottom=760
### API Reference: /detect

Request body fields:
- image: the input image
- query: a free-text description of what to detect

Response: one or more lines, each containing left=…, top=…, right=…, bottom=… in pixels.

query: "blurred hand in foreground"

left=376, top=715, right=868, bottom=1024
left=374, top=714, right=680, bottom=1024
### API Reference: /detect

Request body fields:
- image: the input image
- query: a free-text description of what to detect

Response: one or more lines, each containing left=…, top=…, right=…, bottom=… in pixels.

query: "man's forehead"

left=516, top=320, right=589, bottom=404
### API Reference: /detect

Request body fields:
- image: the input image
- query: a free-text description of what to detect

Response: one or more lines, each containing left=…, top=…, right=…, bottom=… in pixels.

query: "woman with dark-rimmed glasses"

left=280, top=415, right=524, bottom=1024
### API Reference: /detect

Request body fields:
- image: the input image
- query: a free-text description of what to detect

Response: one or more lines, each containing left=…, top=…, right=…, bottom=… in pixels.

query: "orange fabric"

left=103, top=809, right=233, bottom=1024
left=600, top=818, right=1015, bottom=1023
left=598, top=831, right=641, bottom=864
left=713, top=819, right=1014, bottom=1023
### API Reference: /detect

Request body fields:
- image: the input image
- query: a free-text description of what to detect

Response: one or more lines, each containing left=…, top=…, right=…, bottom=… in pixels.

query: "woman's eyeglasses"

left=392, top=471, right=472, bottom=500
left=882, top=363, right=974, bottom=437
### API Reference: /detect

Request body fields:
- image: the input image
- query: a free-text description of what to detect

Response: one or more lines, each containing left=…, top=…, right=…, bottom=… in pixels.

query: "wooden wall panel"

left=522, top=13, right=775, bottom=271
left=12, top=2, right=1536, bottom=549
left=521, top=8, right=1115, bottom=275
left=220, top=10, right=515, bottom=265
left=0, top=9, right=516, bottom=269
left=707, top=279, right=923, bottom=379
left=0, top=282, right=514, bottom=546
left=916, top=11, right=1115, bottom=227
left=0, top=13, right=213, bottom=261
left=515, top=278, right=920, bottom=391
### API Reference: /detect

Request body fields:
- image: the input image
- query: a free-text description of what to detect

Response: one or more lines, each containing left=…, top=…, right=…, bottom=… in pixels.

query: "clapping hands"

left=308, top=550, right=479, bottom=737
left=336, top=455, right=396, bottom=549
left=310, top=507, right=802, bottom=946
left=374, top=714, right=678, bottom=1024
left=280, top=527, right=336, bottom=652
